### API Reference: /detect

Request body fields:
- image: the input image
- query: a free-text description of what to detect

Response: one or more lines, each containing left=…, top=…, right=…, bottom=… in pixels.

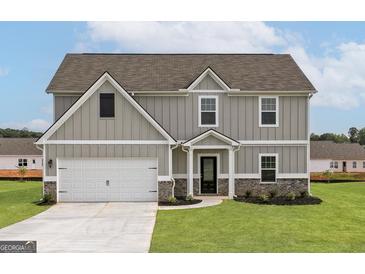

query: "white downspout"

left=170, top=143, right=179, bottom=197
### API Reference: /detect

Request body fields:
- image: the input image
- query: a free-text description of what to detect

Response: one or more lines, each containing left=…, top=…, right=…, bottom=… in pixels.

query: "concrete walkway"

left=159, top=196, right=225, bottom=210
left=0, top=202, right=157, bottom=253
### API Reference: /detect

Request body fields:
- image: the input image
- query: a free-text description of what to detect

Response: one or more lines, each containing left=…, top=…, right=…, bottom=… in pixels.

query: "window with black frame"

left=261, top=155, right=277, bottom=183
left=100, top=93, right=115, bottom=118
left=18, top=159, right=28, bottom=167
left=260, top=97, right=277, bottom=126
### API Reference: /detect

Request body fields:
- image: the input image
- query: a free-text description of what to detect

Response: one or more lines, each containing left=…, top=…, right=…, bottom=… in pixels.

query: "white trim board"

left=44, top=140, right=169, bottom=145
left=239, top=140, right=308, bottom=145
left=198, top=95, right=219, bottom=128
left=36, top=72, right=176, bottom=145
left=259, top=96, right=279, bottom=128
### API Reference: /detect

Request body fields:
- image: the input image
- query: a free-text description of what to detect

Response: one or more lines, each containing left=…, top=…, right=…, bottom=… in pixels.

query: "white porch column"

left=228, top=148, right=235, bottom=199
left=188, top=148, right=194, bottom=196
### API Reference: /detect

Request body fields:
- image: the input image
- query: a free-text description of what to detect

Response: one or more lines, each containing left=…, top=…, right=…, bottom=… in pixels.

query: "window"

left=353, top=161, right=357, bottom=168
left=100, top=93, right=115, bottom=118
left=363, top=161, right=365, bottom=168
left=330, top=161, right=334, bottom=168
left=260, top=154, right=277, bottom=183
left=18, top=159, right=27, bottom=167
left=199, top=96, right=218, bottom=127
left=32, top=159, right=36, bottom=164
left=260, top=97, right=278, bottom=127
left=334, top=161, right=338, bottom=168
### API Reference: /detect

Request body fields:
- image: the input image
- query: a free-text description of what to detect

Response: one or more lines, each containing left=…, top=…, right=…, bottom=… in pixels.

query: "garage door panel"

left=58, top=158, right=158, bottom=202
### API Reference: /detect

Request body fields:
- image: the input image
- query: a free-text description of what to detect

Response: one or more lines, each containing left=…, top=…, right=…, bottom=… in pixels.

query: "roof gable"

left=183, top=129, right=240, bottom=147
left=36, top=72, right=176, bottom=144
left=186, top=67, right=230, bottom=91
left=48, top=81, right=166, bottom=141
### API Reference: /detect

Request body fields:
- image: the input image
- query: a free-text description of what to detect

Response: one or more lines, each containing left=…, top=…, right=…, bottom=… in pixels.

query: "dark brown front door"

left=200, top=157, right=217, bottom=194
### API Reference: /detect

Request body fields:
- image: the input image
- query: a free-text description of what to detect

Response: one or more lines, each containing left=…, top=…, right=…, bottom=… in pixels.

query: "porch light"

left=48, top=159, right=53, bottom=169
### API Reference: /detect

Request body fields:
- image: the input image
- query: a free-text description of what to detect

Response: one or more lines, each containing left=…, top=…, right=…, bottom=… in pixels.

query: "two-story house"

left=35, top=54, right=316, bottom=202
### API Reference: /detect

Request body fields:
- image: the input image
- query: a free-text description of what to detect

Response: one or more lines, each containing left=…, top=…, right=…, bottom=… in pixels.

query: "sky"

left=0, top=21, right=365, bottom=134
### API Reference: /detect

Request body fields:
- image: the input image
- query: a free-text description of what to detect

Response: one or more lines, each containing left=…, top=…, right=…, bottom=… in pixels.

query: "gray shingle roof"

left=46, top=53, right=315, bottom=93
left=310, top=141, right=365, bottom=160
left=0, top=138, right=41, bottom=155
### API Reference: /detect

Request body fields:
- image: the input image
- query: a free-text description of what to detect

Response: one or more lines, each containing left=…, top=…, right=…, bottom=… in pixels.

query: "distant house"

left=310, top=141, right=365, bottom=172
left=0, top=138, right=43, bottom=170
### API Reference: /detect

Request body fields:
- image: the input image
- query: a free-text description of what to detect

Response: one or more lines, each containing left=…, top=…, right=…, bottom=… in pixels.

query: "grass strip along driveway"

left=150, top=183, right=365, bottom=252
left=0, top=181, right=50, bottom=229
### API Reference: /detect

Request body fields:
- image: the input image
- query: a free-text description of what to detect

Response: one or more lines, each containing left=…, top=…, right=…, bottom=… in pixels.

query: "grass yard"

left=150, top=183, right=365, bottom=252
left=0, top=181, right=50, bottom=229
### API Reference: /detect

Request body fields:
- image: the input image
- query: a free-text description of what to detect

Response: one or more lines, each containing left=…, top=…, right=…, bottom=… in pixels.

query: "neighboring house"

left=0, top=138, right=43, bottom=170
left=36, top=53, right=316, bottom=202
left=310, top=141, right=365, bottom=173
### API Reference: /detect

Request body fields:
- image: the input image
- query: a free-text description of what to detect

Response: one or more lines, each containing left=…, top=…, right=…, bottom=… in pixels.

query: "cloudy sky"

left=0, top=21, right=364, bottom=133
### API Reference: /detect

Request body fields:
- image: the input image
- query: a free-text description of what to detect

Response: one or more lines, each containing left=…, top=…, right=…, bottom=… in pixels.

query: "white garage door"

left=58, top=158, right=158, bottom=202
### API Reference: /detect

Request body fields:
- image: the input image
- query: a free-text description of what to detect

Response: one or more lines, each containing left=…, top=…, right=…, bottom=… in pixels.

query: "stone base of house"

left=158, top=181, right=174, bottom=201
left=173, top=178, right=229, bottom=197
left=43, top=181, right=57, bottom=201
left=235, top=178, right=308, bottom=196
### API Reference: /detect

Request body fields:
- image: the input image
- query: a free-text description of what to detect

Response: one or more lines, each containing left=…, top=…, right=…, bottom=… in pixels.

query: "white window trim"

left=259, top=96, right=279, bottom=128
left=259, top=153, right=278, bottom=184
left=198, top=95, right=219, bottom=127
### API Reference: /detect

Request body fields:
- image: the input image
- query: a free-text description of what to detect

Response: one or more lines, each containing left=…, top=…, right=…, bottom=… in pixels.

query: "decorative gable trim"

left=36, top=72, right=176, bottom=145
left=180, top=67, right=239, bottom=92
left=182, top=129, right=240, bottom=147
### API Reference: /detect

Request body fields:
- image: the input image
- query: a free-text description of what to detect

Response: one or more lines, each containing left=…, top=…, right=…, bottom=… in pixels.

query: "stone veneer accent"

left=217, top=178, right=228, bottom=196
left=235, top=178, right=308, bottom=196
left=44, top=181, right=57, bottom=201
left=174, top=179, right=187, bottom=197
left=158, top=181, right=173, bottom=201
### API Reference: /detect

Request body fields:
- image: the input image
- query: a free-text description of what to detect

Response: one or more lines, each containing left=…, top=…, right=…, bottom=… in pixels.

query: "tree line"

left=0, top=128, right=43, bottom=138
left=311, top=127, right=365, bottom=145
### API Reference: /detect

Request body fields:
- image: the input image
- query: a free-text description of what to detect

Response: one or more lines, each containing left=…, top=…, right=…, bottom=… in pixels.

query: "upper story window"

left=260, top=154, right=277, bottom=183
left=18, top=159, right=28, bottom=167
left=100, top=93, right=115, bottom=118
left=259, top=96, right=279, bottom=127
left=353, top=161, right=357, bottom=168
left=199, top=96, right=218, bottom=127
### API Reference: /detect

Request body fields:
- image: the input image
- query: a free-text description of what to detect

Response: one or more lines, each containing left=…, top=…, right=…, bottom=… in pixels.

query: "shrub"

left=259, top=194, right=269, bottom=203
left=18, top=166, right=27, bottom=181
left=300, top=190, right=309, bottom=198
left=268, top=189, right=278, bottom=198
left=185, top=194, right=194, bottom=201
left=37, top=193, right=55, bottom=205
left=243, top=190, right=252, bottom=198
left=167, top=196, right=177, bottom=204
left=286, top=192, right=296, bottom=201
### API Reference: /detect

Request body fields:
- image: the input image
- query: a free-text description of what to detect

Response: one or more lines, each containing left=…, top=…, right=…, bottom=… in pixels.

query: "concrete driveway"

left=0, top=202, right=157, bottom=253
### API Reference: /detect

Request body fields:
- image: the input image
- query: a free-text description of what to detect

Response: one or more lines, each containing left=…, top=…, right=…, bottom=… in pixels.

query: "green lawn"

left=150, top=183, right=365, bottom=252
left=0, top=181, right=51, bottom=229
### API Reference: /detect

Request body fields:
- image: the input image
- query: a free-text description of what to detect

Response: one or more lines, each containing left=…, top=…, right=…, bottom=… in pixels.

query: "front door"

left=200, top=157, right=217, bottom=194
left=343, top=161, right=347, bottom=172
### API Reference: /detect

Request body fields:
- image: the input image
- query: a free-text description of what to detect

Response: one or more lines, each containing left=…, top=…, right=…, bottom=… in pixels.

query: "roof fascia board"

left=37, top=72, right=176, bottom=144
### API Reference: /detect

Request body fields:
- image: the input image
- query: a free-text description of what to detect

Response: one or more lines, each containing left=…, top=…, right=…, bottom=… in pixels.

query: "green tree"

left=348, top=127, right=359, bottom=143
left=358, top=128, right=365, bottom=145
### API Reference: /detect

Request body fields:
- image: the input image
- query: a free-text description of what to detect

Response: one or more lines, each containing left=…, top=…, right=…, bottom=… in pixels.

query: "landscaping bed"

left=234, top=195, right=322, bottom=205
left=159, top=197, right=202, bottom=206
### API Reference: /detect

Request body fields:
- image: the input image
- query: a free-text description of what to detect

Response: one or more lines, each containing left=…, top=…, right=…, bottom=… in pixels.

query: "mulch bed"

left=234, top=196, right=322, bottom=206
left=159, top=198, right=202, bottom=206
